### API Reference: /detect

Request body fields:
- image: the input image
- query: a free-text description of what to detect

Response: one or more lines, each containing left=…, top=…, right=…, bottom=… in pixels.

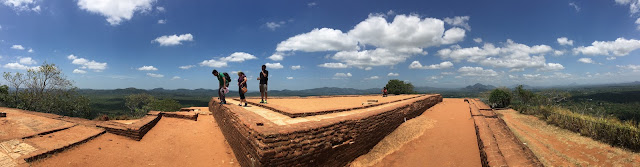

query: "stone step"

left=19, top=125, right=105, bottom=163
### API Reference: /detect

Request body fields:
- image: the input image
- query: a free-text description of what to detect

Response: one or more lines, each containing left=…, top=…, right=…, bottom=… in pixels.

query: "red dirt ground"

left=32, top=116, right=239, bottom=167
left=351, top=98, right=482, bottom=167
left=0, top=108, right=75, bottom=141
left=497, top=109, right=640, bottom=166
left=245, top=95, right=420, bottom=114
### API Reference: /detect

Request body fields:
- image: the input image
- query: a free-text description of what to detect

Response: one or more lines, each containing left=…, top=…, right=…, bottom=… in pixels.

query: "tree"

left=515, top=85, right=535, bottom=105
left=2, top=63, right=91, bottom=118
left=125, top=93, right=156, bottom=117
left=149, top=99, right=181, bottom=112
left=385, top=79, right=415, bottom=95
left=489, top=88, right=511, bottom=108
left=0, top=85, right=8, bottom=107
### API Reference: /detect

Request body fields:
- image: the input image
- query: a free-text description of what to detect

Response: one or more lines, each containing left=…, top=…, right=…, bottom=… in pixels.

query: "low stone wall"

left=149, top=111, right=198, bottom=121
left=210, top=94, right=442, bottom=167
left=96, top=115, right=162, bottom=141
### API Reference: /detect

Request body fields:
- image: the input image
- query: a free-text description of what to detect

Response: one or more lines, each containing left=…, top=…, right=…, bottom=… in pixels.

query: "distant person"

left=237, top=71, right=248, bottom=107
left=257, top=65, right=269, bottom=104
left=212, top=70, right=228, bottom=104
left=382, top=87, right=388, bottom=97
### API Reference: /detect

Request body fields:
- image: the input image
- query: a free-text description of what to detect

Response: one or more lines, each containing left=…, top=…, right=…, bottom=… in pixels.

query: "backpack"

left=223, top=72, right=231, bottom=86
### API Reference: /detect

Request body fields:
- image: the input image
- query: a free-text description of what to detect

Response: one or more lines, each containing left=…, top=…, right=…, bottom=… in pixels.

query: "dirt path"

left=32, top=116, right=239, bottom=167
left=351, top=98, right=482, bottom=167
left=497, top=109, right=640, bottom=166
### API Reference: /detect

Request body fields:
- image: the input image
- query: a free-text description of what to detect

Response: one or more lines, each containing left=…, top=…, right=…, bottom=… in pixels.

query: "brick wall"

left=210, top=95, right=442, bottom=167
left=96, top=115, right=162, bottom=141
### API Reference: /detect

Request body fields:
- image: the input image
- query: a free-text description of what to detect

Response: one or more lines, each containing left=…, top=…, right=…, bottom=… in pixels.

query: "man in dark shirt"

left=257, top=65, right=269, bottom=103
left=212, top=70, right=227, bottom=104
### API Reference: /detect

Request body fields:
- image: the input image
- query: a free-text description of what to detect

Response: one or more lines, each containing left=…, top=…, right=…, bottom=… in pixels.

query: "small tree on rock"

left=385, top=79, right=415, bottom=95
left=489, top=88, right=511, bottom=108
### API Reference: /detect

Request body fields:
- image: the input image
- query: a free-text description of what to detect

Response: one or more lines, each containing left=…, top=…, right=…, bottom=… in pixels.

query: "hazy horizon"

left=1, top=0, right=640, bottom=90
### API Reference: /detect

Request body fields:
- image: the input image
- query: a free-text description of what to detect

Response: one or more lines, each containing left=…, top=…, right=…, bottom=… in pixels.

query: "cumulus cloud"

left=157, top=19, right=166, bottom=24
left=67, top=54, right=107, bottom=72
left=3, top=62, right=37, bottom=70
left=557, top=37, right=574, bottom=46
left=77, top=0, right=155, bottom=25
left=573, top=37, right=640, bottom=57
left=152, top=33, right=194, bottom=46
left=577, top=57, right=595, bottom=64
left=19, top=57, right=36, bottom=65
left=199, top=59, right=227, bottom=68
left=409, top=61, right=453, bottom=70
left=156, top=6, right=164, bottom=12
left=11, top=45, right=24, bottom=50
left=457, top=66, right=498, bottom=77
left=265, top=21, right=286, bottom=31
left=274, top=14, right=467, bottom=68
left=268, top=53, right=284, bottom=61
left=286, top=76, right=294, bottom=80
left=307, top=2, right=316, bottom=7
left=73, top=69, right=87, bottom=74
left=365, top=76, right=380, bottom=80
left=199, top=52, right=256, bottom=68
left=171, top=76, right=181, bottom=80
left=3, top=0, right=40, bottom=13
left=147, top=73, right=164, bottom=78
left=265, top=63, right=283, bottom=69
left=291, top=65, right=301, bottom=70
left=473, top=38, right=482, bottom=43
left=553, top=50, right=565, bottom=56
left=333, top=72, right=352, bottom=79
left=318, top=62, right=348, bottom=68
left=438, top=39, right=555, bottom=71
left=443, top=16, right=471, bottom=31
left=387, top=72, right=399, bottom=76
left=617, top=64, right=640, bottom=72
left=539, top=63, right=565, bottom=71
left=137, top=65, right=158, bottom=71
left=179, top=65, right=194, bottom=69
left=616, top=0, right=640, bottom=14
left=28, top=48, right=33, bottom=53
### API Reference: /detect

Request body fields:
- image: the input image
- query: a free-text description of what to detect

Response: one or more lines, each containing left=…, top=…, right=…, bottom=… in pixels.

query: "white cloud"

left=607, top=57, right=617, bottom=60
left=409, top=61, right=453, bottom=70
left=457, top=66, right=498, bottom=77
left=473, top=38, right=482, bottom=43
left=539, top=63, right=565, bottom=71
left=268, top=53, right=284, bottom=61
left=19, top=57, right=36, bottom=65
left=265, top=62, right=283, bottom=69
left=28, top=48, right=33, bottom=53
left=171, top=76, right=181, bottom=80
left=387, top=72, right=399, bottom=76
left=152, top=33, right=194, bottom=46
left=199, top=59, right=227, bottom=68
left=286, top=76, right=294, bottom=80
left=333, top=72, right=352, bottom=78
left=67, top=54, right=107, bottom=72
left=443, top=16, right=471, bottom=31
left=265, top=21, right=286, bottom=31
left=318, top=62, right=348, bottom=68
left=157, top=19, right=166, bottom=24
left=179, top=65, right=194, bottom=69
left=577, top=57, right=595, bottom=64
left=553, top=50, right=565, bottom=56
left=3, top=0, right=40, bottom=13
left=438, top=39, right=554, bottom=71
left=291, top=65, right=301, bottom=70
left=147, top=73, right=164, bottom=78
left=557, top=37, right=573, bottom=46
left=77, top=0, right=155, bottom=26
left=0, top=24, right=2, bottom=30
left=220, top=52, right=257, bottom=62
left=276, top=28, right=359, bottom=52
left=274, top=14, right=466, bottom=67
left=365, top=76, right=380, bottom=80
left=617, top=64, right=640, bottom=72
left=137, top=65, right=158, bottom=71
left=573, top=38, right=640, bottom=56
left=616, top=0, right=640, bottom=14
left=73, top=69, right=87, bottom=74
left=307, top=2, right=316, bottom=7
left=364, top=67, right=372, bottom=70
left=11, top=45, right=24, bottom=50
left=156, top=6, right=164, bottom=12
left=3, top=62, right=37, bottom=70
left=569, top=2, right=580, bottom=12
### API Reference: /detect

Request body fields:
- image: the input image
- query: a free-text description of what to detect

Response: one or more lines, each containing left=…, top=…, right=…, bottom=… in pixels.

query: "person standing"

left=212, top=70, right=227, bottom=104
left=237, top=71, right=248, bottom=107
left=382, top=87, right=388, bottom=97
left=257, top=65, right=269, bottom=104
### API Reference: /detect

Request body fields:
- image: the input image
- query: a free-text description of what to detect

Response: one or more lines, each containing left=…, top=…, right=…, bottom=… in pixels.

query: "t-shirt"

left=217, top=73, right=226, bottom=87
left=237, top=74, right=247, bottom=88
left=259, top=70, right=269, bottom=85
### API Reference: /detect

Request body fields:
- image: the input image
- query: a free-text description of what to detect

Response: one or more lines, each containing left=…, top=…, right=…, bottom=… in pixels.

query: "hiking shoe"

left=260, top=100, right=264, bottom=103
left=238, top=104, right=242, bottom=106
left=264, top=101, right=268, bottom=104
left=244, top=103, right=248, bottom=107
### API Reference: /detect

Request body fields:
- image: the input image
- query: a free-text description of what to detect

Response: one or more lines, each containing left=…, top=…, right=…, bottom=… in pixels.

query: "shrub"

left=385, top=79, right=415, bottom=95
left=489, top=88, right=511, bottom=108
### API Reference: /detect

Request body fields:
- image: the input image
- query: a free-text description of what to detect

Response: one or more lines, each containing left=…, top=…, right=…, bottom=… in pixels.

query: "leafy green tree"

left=0, top=85, right=8, bottom=107
left=2, top=63, right=91, bottom=118
left=385, top=79, right=415, bottom=95
left=515, top=85, right=535, bottom=104
left=125, top=93, right=156, bottom=117
left=489, top=88, right=511, bottom=108
left=149, top=98, right=181, bottom=112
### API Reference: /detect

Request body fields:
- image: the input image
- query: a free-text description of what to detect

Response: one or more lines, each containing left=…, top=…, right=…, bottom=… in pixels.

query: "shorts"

left=259, top=84, right=268, bottom=93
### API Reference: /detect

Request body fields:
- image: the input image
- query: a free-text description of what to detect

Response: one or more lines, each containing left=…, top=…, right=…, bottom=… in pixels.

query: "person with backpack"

left=212, top=70, right=228, bottom=104
left=237, top=71, right=248, bottom=107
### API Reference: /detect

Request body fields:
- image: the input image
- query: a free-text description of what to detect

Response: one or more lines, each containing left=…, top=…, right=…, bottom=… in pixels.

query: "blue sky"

left=1, top=0, right=640, bottom=90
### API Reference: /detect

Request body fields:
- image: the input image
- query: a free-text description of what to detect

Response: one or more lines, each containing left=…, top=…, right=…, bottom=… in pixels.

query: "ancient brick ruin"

left=209, top=94, right=443, bottom=166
